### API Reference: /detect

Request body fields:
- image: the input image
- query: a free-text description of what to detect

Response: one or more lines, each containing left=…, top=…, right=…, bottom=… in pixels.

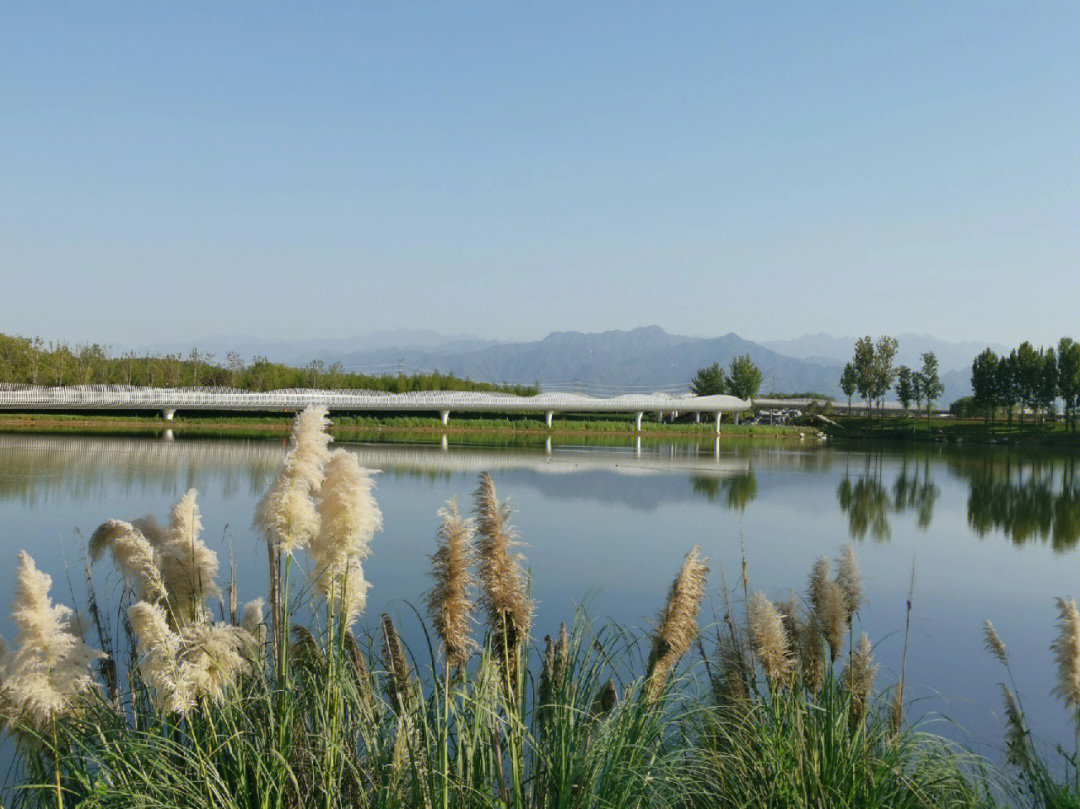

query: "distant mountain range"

left=139, top=327, right=998, bottom=401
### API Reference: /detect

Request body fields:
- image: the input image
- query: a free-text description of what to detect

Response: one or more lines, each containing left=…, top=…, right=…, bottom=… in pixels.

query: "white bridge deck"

left=0, top=386, right=750, bottom=430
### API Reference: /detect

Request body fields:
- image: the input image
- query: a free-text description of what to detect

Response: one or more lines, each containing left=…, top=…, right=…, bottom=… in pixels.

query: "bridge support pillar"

left=545, top=410, right=554, bottom=429
left=440, top=433, right=448, bottom=452
left=734, top=412, right=740, bottom=426
left=440, top=410, right=450, bottom=426
left=162, top=408, right=176, bottom=421
left=634, top=411, right=643, bottom=432
left=714, top=412, right=723, bottom=432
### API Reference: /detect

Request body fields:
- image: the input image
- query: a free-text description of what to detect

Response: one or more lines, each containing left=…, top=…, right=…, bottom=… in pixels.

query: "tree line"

left=969, top=338, right=1080, bottom=429
left=839, top=336, right=943, bottom=418
left=0, top=333, right=537, bottom=395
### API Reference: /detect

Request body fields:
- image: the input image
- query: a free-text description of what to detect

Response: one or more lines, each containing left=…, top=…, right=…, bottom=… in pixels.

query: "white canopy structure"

left=0, top=385, right=750, bottom=431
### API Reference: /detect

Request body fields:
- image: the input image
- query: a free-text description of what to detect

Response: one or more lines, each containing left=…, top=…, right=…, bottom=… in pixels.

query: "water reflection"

left=836, top=455, right=939, bottom=540
left=951, top=455, right=1080, bottom=551
left=690, top=472, right=758, bottom=510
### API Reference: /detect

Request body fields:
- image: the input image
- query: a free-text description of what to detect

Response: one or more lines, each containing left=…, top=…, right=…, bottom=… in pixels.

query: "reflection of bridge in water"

left=0, top=434, right=753, bottom=493
left=0, top=386, right=749, bottom=431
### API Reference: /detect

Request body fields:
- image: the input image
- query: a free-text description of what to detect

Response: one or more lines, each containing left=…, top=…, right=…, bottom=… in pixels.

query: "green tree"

left=916, top=352, right=942, bottom=420
left=852, top=336, right=876, bottom=418
left=1013, top=342, right=1042, bottom=423
left=998, top=353, right=1017, bottom=425
left=971, top=348, right=999, bottom=423
left=1058, top=337, right=1080, bottom=432
left=839, top=362, right=857, bottom=413
left=871, top=336, right=899, bottom=418
left=727, top=354, right=762, bottom=400
left=690, top=362, right=727, bottom=396
left=895, top=365, right=914, bottom=412
left=1035, top=347, right=1058, bottom=426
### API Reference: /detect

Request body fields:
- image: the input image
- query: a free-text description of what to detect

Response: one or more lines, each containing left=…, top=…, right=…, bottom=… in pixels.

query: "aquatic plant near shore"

left=310, top=449, right=381, bottom=626
left=646, top=545, right=709, bottom=698
left=473, top=472, right=532, bottom=685
left=0, top=552, right=101, bottom=732
left=426, top=499, right=477, bottom=671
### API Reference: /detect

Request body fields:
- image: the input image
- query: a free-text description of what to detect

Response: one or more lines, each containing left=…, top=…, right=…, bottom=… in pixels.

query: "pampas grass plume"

left=646, top=546, right=709, bottom=699
left=473, top=473, right=532, bottom=659
left=0, top=552, right=101, bottom=730
left=158, top=489, right=220, bottom=625
left=808, top=557, right=846, bottom=661
left=747, top=592, right=791, bottom=687
left=427, top=499, right=476, bottom=671
left=310, top=449, right=381, bottom=624
left=835, top=544, right=863, bottom=622
left=88, top=519, right=167, bottom=604
left=255, top=406, right=332, bottom=555
left=984, top=619, right=1008, bottom=666
left=1051, top=596, right=1080, bottom=720
left=843, top=632, right=877, bottom=726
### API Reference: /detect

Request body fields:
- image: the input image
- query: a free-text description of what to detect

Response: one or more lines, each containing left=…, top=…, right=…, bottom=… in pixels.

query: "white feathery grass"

left=0, top=552, right=101, bottom=730
left=1051, top=596, right=1080, bottom=720
left=747, top=592, right=792, bottom=687
left=157, top=489, right=220, bottom=625
left=983, top=619, right=1008, bottom=666
left=88, top=519, right=167, bottom=603
left=310, top=449, right=381, bottom=625
left=241, top=598, right=267, bottom=646
left=255, top=406, right=332, bottom=555
left=646, top=546, right=709, bottom=698
left=129, top=600, right=254, bottom=715
left=427, top=499, right=477, bottom=671
left=843, top=631, right=877, bottom=725
left=835, top=544, right=863, bottom=622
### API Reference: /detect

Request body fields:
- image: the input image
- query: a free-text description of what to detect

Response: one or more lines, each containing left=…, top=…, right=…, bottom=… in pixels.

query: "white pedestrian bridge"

left=0, top=385, right=750, bottom=431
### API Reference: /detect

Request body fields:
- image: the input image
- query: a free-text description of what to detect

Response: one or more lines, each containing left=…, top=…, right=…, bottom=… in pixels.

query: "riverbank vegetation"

left=0, top=411, right=807, bottom=441
left=1, top=409, right=1078, bottom=807
left=0, top=332, right=536, bottom=395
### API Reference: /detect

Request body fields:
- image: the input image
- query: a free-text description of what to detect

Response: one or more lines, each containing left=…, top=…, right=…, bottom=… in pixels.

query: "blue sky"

left=2, top=2, right=1077, bottom=348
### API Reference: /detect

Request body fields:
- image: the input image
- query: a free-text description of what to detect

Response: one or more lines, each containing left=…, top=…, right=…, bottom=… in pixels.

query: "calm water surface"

left=1, top=432, right=1078, bottom=764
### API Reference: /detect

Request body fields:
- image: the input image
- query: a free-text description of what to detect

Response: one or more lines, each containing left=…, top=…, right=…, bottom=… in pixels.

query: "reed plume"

left=842, top=632, right=877, bottom=727
left=255, top=406, right=332, bottom=556
left=539, top=624, right=571, bottom=717
left=983, top=619, right=1008, bottom=666
left=835, top=544, right=863, bottom=622
left=808, top=557, right=846, bottom=661
left=381, top=614, right=413, bottom=710
left=798, top=615, right=826, bottom=694
left=128, top=600, right=254, bottom=714
left=157, top=489, right=220, bottom=626
left=88, top=519, right=167, bottom=604
left=310, top=449, right=381, bottom=625
left=241, top=598, right=267, bottom=647
left=646, top=546, right=709, bottom=699
left=426, top=499, right=476, bottom=671
left=473, top=473, right=532, bottom=681
left=1051, top=596, right=1080, bottom=721
left=0, top=552, right=101, bottom=731
left=747, top=592, right=792, bottom=688
left=1001, top=685, right=1032, bottom=768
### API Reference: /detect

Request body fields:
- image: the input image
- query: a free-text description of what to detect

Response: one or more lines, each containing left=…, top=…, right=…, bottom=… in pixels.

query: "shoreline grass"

left=0, top=408, right=1075, bottom=807
left=0, top=411, right=808, bottom=443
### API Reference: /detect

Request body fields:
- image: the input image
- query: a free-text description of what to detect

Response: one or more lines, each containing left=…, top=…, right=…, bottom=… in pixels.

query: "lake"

left=1, top=431, right=1078, bottom=764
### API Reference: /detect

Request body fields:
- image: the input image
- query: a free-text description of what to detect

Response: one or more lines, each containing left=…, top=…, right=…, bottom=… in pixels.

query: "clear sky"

left=2, top=2, right=1077, bottom=348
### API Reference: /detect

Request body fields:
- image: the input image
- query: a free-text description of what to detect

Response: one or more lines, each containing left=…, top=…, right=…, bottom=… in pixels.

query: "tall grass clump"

left=0, top=408, right=1003, bottom=808
left=985, top=602, right=1080, bottom=807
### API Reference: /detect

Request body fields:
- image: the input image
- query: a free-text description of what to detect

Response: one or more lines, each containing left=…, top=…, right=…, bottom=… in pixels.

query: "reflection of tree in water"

left=836, top=454, right=939, bottom=541
left=690, top=472, right=758, bottom=511
left=956, top=454, right=1080, bottom=551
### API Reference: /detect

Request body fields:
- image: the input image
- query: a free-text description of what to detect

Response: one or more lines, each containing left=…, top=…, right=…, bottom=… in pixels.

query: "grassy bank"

left=2, top=408, right=1079, bottom=807
left=0, top=411, right=807, bottom=443
left=822, top=413, right=1080, bottom=448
